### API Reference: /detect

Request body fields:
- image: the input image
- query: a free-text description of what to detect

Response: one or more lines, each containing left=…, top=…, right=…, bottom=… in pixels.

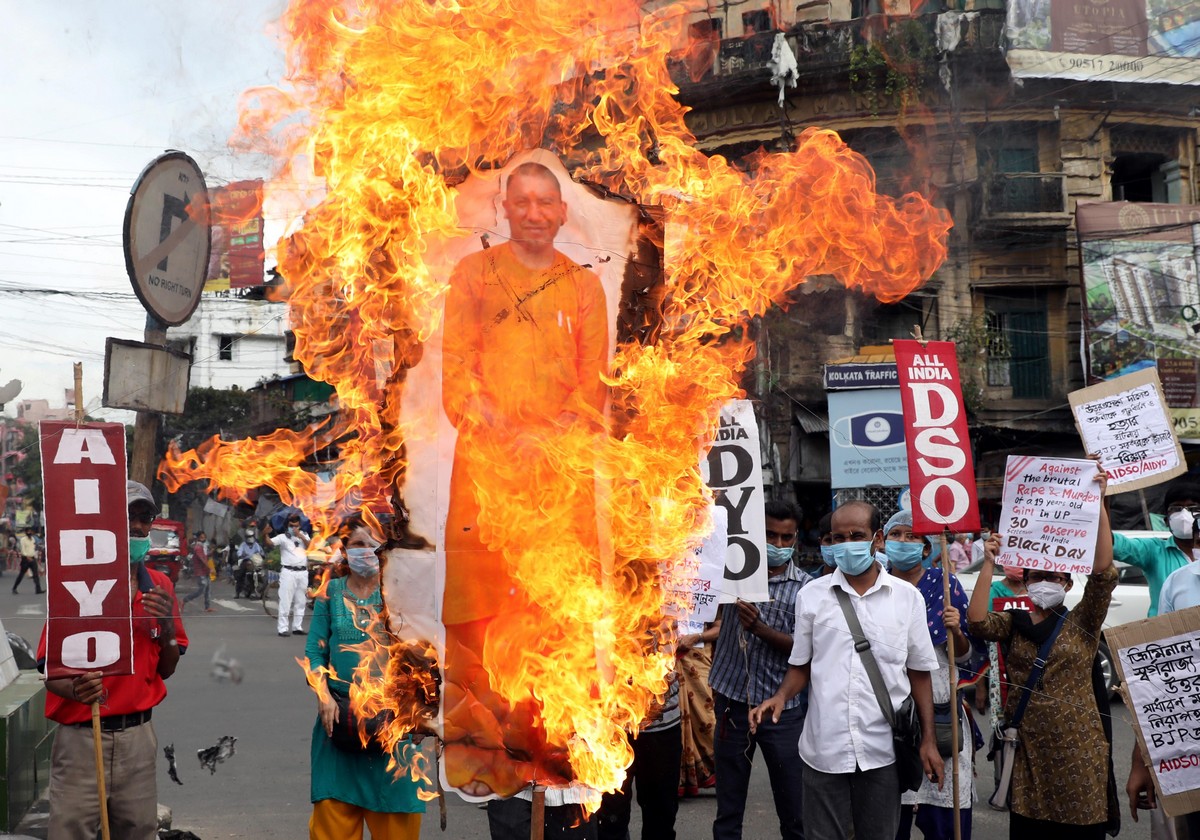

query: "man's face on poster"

left=503, top=172, right=567, bottom=247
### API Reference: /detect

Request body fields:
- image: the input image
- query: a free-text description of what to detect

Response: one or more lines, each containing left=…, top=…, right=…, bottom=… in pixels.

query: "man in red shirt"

left=37, top=480, right=188, bottom=840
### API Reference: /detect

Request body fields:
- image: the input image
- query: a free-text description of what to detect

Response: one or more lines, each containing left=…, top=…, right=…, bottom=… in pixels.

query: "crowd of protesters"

left=25, top=466, right=1200, bottom=839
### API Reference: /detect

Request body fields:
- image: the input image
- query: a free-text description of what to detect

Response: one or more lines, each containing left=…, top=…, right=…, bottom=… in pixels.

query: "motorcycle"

left=235, top=553, right=268, bottom=600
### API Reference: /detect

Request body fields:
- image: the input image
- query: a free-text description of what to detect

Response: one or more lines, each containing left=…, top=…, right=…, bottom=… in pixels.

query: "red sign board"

left=893, top=339, right=980, bottom=535
left=39, top=422, right=134, bottom=679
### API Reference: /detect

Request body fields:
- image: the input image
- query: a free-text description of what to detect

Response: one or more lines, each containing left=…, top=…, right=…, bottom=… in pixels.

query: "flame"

left=160, top=0, right=951, bottom=803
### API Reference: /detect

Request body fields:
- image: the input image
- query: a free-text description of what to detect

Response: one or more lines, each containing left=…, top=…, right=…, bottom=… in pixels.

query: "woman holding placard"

left=884, top=509, right=985, bottom=840
left=967, top=463, right=1119, bottom=839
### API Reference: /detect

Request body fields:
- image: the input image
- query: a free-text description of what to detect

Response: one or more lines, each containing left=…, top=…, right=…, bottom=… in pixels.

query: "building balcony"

left=980, top=173, right=1071, bottom=226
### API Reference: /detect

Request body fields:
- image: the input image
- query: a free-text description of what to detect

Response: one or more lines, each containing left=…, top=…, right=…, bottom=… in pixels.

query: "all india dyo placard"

left=39, top=421, right=134, bottom=679
left=893, top=339, right=979, bottom=535
left=700, top=399, right=769, bottom=603
left=997, top=456, right=1103, bottom=575
left=1069, top=368, right=1185, bottom=495
left=1109, top=605, right=1200, bottom=817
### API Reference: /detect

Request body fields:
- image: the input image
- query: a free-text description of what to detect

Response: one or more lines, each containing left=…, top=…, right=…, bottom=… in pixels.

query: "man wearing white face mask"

left=1112, top=477, right=1200, bottom=617
left=750, top=500, right=942, bottom=840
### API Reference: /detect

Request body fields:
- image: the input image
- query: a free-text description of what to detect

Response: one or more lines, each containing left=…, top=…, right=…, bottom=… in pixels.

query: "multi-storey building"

left=645, top=0, right=1200, bottom=521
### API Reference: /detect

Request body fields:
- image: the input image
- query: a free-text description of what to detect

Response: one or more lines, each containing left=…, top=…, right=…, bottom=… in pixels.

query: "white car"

left=955, top=530, right=1159, bottom=696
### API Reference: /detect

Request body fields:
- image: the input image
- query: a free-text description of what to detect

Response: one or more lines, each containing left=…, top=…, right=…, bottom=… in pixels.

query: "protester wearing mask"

left=305, top=521, right=426, bottom=839
left=885, top=510, right=985, bottom=840
left=751, top=500, right=942, bottom=840
left=37, top=480, right=188, bottom=839
left=967, top=463, right=1119, bottom=839
left=270, top=514, right=313, bottom=637
left=1112, top=477, right=1200, bottom=617
left=708, top=500, right=810, bottom=840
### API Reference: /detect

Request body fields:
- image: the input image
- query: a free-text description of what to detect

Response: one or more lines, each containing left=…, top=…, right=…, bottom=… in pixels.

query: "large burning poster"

left=1078, top=202, right=1200, bottom=443
left=382, top=151, right=641, bottom=798
left=1006, top=0, right=1200, bottom=84
left=159, top=0, right=954, bottom=810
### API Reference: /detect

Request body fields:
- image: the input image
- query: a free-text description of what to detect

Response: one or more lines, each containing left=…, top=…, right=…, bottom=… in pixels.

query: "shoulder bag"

left=987, top=610, right=1067, bottom=811
left=833, top=586, right=925, bottom=793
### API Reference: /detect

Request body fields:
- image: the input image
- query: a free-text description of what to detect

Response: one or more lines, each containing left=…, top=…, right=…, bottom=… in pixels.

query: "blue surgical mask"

left=832, top=541, right=876, bottom=576
left=129, top=536, right=151, bottom=564
left=820, top=545, right=836, bottom=567
left=886, top=540, right=925, bottom=571
left=346, top=547, right=379, bottom=577
left=766, top=544, right=794, bottom=568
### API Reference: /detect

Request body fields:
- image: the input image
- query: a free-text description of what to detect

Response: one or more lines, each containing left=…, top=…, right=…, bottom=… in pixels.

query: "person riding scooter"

left=235, top=529, right=266, bottom=599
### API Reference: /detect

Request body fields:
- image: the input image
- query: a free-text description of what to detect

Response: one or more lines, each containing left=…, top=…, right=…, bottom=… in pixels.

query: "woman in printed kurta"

left=305, top=525, right=425, bottom=840
left=967, top=463, right=1118, bottom=840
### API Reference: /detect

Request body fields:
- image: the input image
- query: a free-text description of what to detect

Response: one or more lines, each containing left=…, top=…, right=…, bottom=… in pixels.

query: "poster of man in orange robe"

left=380, top=151, right=638, bottom=799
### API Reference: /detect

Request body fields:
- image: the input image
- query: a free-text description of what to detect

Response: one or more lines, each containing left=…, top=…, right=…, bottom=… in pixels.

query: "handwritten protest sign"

left=1109, top=605, right=1200, bottom=816
left=997, top=456, right=1102, bottom=574
left=701, top=400, right=768, bottom=603
left=1069, top=369, right=1185, bottom=494
left=667, top=506, right=727, bottom=639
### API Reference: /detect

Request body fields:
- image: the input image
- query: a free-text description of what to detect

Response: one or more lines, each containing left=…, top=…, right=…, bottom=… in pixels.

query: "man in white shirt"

left=269, top=513, right=311, bottom=637
left=750, top=501, right=942, bottom=840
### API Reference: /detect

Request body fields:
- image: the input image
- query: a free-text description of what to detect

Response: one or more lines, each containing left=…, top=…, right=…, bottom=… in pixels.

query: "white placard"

left=700, top=399, right=769, bottom=603
left=1118, top=629, right=1200, bottom=797
left=1069, top=369, right=1185, bottom=494
left=665, top=505, right=727, bottom=629
left=997, top=456, right=1102, bottom=574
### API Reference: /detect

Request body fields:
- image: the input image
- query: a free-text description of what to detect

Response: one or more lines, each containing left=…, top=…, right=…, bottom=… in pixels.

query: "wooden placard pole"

left=73, top=366, right=112, bottom=840
left=530, top=785, right=546, bottom=840
left=941, top=530, right=961, bottom=840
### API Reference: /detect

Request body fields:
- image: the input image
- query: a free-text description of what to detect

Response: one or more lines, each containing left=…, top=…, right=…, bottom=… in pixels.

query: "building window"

left=741, top=9, right=774, bottom=34
left=166, top=337, right=196, bottom=359
left=218, top=335, right=236, bottom=361
left=840, top=127, right=922, bottom=198
left=984, top=294, right=1050, bottom=399
left=1111, top=128, right=1182, bottom=204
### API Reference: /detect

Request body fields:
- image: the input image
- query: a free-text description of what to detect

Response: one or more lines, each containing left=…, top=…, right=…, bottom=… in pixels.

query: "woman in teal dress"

left=305, top=523, right=426, bottom=840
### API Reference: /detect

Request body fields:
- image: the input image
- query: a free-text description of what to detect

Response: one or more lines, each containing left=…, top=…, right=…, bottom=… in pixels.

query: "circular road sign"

left=123, top=151, right=211, bottom=326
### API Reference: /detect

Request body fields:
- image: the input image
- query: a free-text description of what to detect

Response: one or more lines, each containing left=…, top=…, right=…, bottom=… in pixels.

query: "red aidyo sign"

left=893, top=340, right=980, bottom=535
left=39, top=422, right=134, bottom=679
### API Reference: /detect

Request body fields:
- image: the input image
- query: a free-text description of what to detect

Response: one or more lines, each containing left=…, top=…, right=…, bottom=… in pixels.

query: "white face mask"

left=1027, top=580, right=1067, bottom=609
left=1169, top=509, right=1197, bottom=540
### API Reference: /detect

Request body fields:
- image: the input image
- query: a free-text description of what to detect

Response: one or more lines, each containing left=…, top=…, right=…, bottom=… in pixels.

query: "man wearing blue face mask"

left=36, top=480, right=188, bottom=840
left=1112, top=477, right=1200, bottom=617
left=750, top=500, right=941, bottom=840
left=709, top=500, right=811, bottom=840
left=270, top=513, right=314, bottom=637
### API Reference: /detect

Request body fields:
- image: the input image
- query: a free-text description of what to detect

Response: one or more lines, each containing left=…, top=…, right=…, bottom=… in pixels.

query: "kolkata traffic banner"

left=893, top=340, right=980, bottom=535
left=38, top=422, right=134, bottom=679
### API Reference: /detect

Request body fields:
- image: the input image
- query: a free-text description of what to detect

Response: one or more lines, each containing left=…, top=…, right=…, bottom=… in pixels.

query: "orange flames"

left=160, top=0, right=950, bottom=802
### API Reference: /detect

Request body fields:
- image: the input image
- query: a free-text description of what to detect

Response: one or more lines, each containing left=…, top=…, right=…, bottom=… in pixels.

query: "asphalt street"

left=2, top=577, right=1153, bottom=839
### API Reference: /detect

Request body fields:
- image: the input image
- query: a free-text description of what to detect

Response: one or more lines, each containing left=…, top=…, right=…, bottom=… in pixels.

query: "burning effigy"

left=160, top=0, right=951, bottom=804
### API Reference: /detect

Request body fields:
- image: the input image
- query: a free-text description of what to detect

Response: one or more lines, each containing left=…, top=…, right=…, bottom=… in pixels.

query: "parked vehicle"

left=146, top=519, right=188, bottom=585
left=956, top=529, right=1159, bottom=696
